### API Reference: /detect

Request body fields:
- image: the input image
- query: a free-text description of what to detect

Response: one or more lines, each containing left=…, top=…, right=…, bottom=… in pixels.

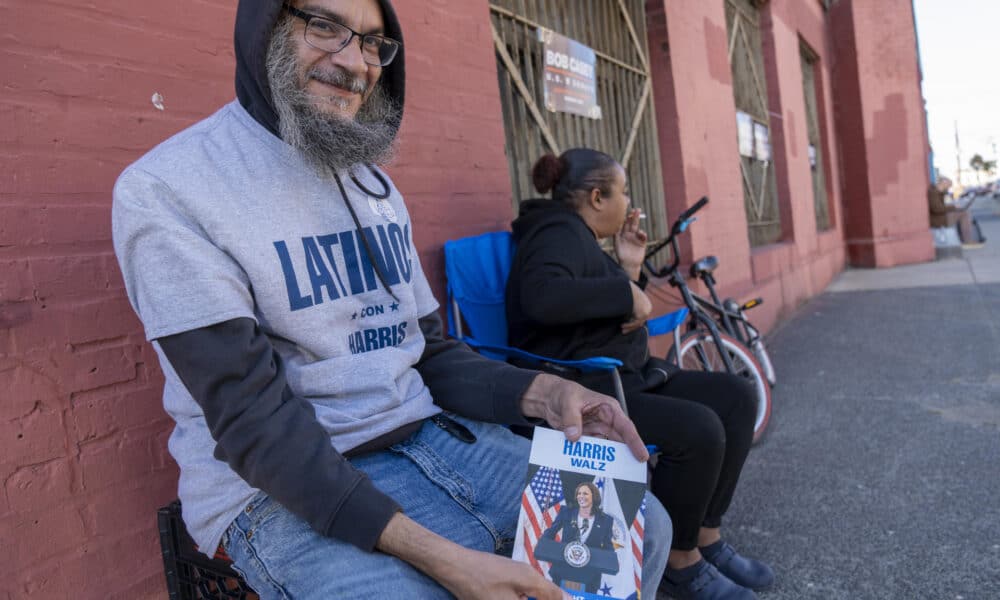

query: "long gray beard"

left=266, top=18, right=401, bottom=176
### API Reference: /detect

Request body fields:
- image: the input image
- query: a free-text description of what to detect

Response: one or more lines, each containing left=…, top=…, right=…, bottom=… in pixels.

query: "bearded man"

left=113, top=1, right=671, bottom=598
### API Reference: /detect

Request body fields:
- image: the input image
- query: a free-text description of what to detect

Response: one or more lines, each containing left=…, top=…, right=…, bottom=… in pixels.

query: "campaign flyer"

left=511, top=427, right=649, bottom=600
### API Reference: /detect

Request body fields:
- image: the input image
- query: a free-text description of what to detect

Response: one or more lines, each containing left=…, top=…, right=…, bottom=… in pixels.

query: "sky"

left=914, top=0, right=1000, bottom=185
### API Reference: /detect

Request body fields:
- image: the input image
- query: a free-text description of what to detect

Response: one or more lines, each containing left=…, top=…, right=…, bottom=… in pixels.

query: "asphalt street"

left=659, top=196, right=1000, bottom=600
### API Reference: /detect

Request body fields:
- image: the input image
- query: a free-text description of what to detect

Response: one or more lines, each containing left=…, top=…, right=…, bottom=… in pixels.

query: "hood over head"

left=234, top=0, right=406, bottom=138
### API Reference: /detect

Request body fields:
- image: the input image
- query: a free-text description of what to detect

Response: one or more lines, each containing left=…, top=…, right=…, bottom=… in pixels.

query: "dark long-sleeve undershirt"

left=157, top=311, right=539, bottom=552
left=414, top=310, right=541, bottom=423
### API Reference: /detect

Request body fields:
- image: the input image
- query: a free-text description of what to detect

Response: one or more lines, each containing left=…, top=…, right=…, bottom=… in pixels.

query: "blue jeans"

left=222, top=416, right=672, bottom=599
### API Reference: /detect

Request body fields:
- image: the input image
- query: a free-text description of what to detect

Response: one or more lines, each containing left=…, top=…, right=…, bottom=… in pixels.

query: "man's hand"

left=446, top=546, right=569, bottom=600
left=623, top=281, right=653, bottom=334
left=520, top=373, right=650, bottom=462
left=615, top=208, right=648, bottom=281
left=377, top=513, right=568, bottom=600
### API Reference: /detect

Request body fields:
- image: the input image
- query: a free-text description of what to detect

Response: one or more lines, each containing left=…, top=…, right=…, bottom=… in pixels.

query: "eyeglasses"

left=284, top=4, right=401, bottom=67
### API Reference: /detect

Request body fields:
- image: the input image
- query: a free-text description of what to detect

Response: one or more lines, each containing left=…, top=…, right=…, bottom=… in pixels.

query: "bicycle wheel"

left=667, top=330, right=772, bottom=444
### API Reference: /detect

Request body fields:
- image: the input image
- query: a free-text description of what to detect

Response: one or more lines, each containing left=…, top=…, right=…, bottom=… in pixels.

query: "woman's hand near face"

left=615, top=208, right=647, bottom=280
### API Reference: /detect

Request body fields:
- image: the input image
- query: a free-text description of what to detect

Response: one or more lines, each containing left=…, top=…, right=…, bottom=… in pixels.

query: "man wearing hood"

left=112, top=1, right=670, bottom=598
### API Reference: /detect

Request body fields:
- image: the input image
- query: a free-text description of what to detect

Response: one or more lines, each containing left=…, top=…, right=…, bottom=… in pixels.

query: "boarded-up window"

left=801, top=44, right=830, bottom=231
left=490, top=1, right=667, bottom=242
left=725, top=0, right=781, bottom=247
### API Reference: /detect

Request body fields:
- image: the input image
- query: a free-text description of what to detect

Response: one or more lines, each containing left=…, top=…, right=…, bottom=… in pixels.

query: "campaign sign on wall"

left=736, top=111, right=754, bottom=158
left=539, top=28, right=602, bottom=120
left=753, top=122, right=771, bottom=162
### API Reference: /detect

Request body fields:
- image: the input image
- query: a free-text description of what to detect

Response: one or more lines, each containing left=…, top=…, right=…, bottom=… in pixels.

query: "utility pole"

left=954, top=120, right=962, bottom=187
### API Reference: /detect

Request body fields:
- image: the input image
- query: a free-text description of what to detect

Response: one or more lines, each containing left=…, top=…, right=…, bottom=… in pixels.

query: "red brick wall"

left=389, top=1, right=514, bottom=301
left=0, top=1, right=512, bottom=597
left=1, top=0, right=237, bottom=596
left=645, top=0, right=928, bottom=342
left=645, top=0, right=850, bottom=341
left=750, top=0, right=848, bottom=327
left=1, top=0, right=932, bottom=596
left=828, top=0, right=934, bottom=267
left=646, top=0, right=754, bottom=289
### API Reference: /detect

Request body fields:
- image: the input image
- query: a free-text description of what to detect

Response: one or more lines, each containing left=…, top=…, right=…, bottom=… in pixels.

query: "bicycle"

left=642, top=197, right=774, bottom=443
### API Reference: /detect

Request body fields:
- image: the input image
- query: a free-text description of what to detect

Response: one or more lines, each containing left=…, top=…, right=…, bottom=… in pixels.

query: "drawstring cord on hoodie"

left=333, top=167, right=400, bottom=302
left=350, top=169, right=391, bottom=200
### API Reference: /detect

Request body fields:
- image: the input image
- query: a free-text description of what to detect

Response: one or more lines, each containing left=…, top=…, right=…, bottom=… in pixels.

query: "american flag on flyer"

left=511, top=428, right=649, bottom=599
left=519, top=466, right=564, bottom=577
left=631, top=497, right=646, bottom=593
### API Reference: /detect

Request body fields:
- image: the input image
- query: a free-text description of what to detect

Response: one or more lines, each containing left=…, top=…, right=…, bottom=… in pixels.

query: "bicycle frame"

left=662, top=260, right=737, bottom=372
left=687, top=282, right=763, bottom=349
left=642, top=196, right=756, bottom=373
left=642, top=197, right=776, bottom=440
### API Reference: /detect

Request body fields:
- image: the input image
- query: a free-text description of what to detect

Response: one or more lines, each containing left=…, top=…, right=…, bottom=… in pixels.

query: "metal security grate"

left=490, top=0, right=668, bottom=243
left=801, top=43, right=830, bottom=231
left=725, top=0, right=781, bottom=247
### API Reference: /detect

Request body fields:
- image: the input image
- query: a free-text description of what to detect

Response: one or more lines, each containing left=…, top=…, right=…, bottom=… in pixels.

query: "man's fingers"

left=529, top=581, right=568, bottom=600
left=553, top=381, right=646, bottom=460
left=581, top=403, right=649, bottom=462
left=517, top=565, right=565, bottom=600
left=615, top=413, right=649, bottom=461
left=598, top=403, right=649, bottom=461
left=559, top=402, right=584, bottom=441
left=623, top=425, right=649, bottom=461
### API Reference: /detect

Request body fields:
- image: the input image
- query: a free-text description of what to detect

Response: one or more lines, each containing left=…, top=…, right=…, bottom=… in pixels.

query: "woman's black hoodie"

left=506, top=199, right=650, bottom=381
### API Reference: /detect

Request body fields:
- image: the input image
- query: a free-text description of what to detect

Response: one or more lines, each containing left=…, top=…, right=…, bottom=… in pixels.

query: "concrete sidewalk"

left=669, top=197, right=1000, bottom=599
left=828, top=194, right=1000, bottom=292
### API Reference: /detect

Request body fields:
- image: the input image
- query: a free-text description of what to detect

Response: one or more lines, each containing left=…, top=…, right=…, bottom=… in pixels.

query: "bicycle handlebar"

left=645, top=196, right=708, bottom=258
left=677, top=196, right=709, bottom=224
left=643, top=196, right=710, bottom=266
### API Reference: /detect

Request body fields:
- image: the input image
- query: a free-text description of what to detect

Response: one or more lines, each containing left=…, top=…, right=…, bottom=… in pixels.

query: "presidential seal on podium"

left=563, top=540, right=591, bottom=568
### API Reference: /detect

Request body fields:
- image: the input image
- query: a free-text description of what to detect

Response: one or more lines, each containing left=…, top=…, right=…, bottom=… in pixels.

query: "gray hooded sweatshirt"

left=113, top=0, right=537, bottom=557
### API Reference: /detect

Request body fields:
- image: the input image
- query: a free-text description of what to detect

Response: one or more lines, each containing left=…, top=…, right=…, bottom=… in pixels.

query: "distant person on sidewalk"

left=928, top=177, right=985, bottom=247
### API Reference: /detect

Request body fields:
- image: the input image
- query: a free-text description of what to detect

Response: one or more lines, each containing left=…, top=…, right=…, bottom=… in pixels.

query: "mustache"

left=306, top=67, right=368, bottom=94
left=266, top=15, right=399, bottom=175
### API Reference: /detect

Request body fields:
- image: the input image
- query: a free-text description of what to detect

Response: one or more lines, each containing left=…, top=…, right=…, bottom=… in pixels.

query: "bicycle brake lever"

left=678, top=216, right=698, bottom=233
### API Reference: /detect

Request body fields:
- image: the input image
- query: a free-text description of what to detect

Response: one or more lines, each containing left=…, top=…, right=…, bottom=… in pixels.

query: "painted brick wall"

left=0, top=0, right=511, bottom=597
left=829, top=0, right=934, bottom=267
left=646, top=0, right=926, bottom=334
left=2, top=0, right=931, bottom=596
left=1, top=0, right=237, bottom=596
left=648, top=0, right=755, bottom=292
left=389, top=0, right=514, bottom=301
left=750, top=0, right=848, bottom=321
left=646, top=0, right=850, bottom=337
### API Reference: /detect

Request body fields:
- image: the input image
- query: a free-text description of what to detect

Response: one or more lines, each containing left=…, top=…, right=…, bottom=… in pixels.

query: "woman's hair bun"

left=531, top=154, right=565, bottom=194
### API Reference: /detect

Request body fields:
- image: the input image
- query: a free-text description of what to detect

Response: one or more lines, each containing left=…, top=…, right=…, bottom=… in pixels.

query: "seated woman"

left=541, top=482, right=618, bottom=594
left=506, top=148, right=774, bottom=600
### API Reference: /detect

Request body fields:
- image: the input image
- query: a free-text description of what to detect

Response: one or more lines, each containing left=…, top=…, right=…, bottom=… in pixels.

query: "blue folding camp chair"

left=443, top=230, right=689, bottom=417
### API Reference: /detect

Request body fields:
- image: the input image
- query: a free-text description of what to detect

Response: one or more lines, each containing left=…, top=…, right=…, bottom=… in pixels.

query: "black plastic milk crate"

left=157, top=501, right=258, bottom=600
